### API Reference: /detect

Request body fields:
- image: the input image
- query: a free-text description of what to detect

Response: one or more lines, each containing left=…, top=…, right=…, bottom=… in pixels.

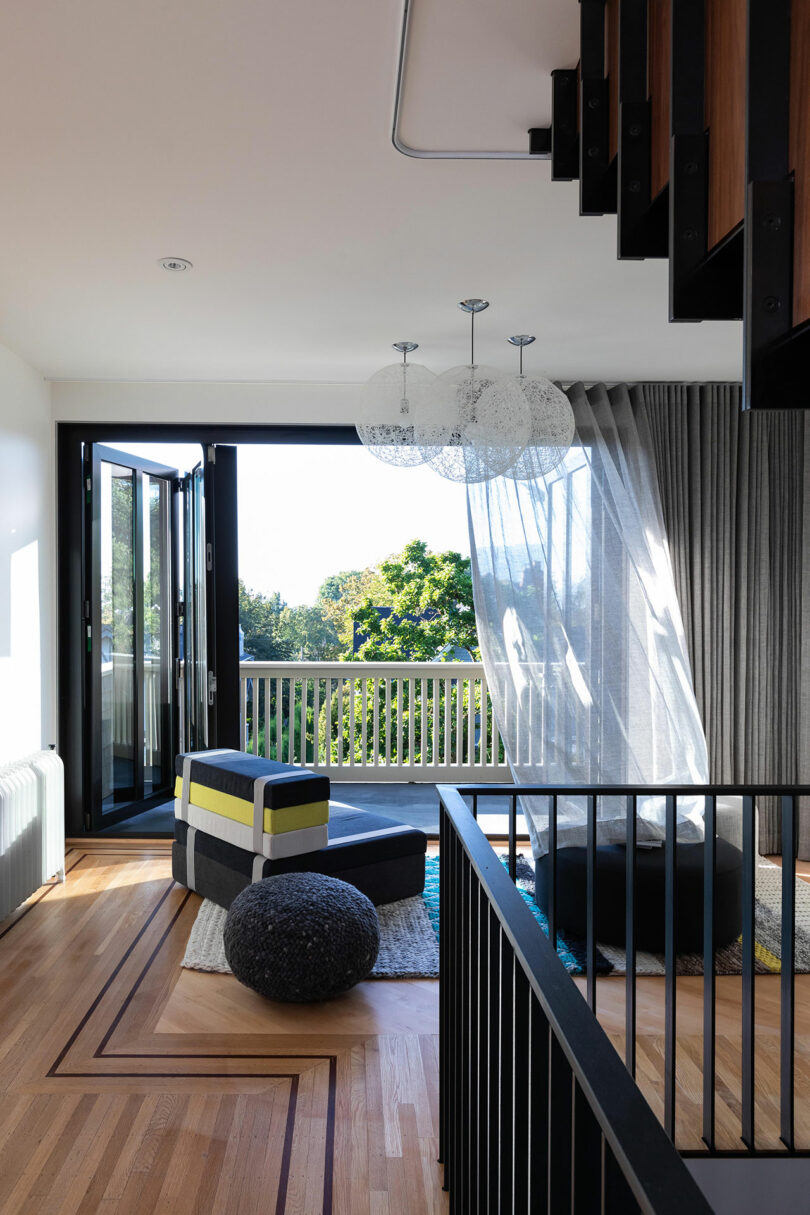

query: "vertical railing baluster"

left=528, top=999, right=549, bottom=1213
left=263, top=677, right=271, bottom=758
left=488, top=680, right=497, bottom=768
left=450, top=830, right=459, bottom=1201
left=781, top=793, right=796, bottom=1150
left=467, top=676, right=475, bottom=767
left=501, top=679, right=509, bottom=769
left=349, top=672, right=356, bottom=769
left=625, top=794, right=636, bottom=1077
left=741, top=793, right=756, bottom=1149
left=470, top=863, right=480, bottom=1214
left=702, top=794, right=716, bottom=1150
left=300, top=676, right=307, bottom=765
left=509, top=793, right=517, bottom=881
left=456, top=674, right=464, bottom=768
left=431, top=675, right=440, bottom=768
left=664, top=793, right=677, bottom=1142
left=498, top=937, right=514, bottom=1213
left=421, top=676, right=428, bottom=769
left=275, top=676, right=282, bottom=763
left=444, top=675, right=452, bottom=769
left=408, top=677, right=415, bottom=769
left=373, top=676, right=380, bottom=769
left=477, top=873, right=489, bottom=1210
left=359, top=676, right=367, bottom=768
left=586, top=794, right=597, bottom=1013
left=312, top=677, right=320, bottom=766
left=603, top=1145, right=637, bottom=1212
left=385, top=675, right=392, bottom=769
left=251, top=680, right=258, bottom=753
left=548, top=1036, right=572, bottom=1211
left=487, top=908, right=500, bottom=1213
left=239, top=676, right=247, bottom=751
left=480, top=672, right=488, bottom=767
left=288, top=678, right=296, bottom=763
left=395, top=675, right=403, bottom=770
left=512, top=964, right=530, bottom=1212
left=336, top=675, right=344, bottom=769
left=549, top=795, right=558, bottom=953
left=572, top=1081, right=602, bottom=1210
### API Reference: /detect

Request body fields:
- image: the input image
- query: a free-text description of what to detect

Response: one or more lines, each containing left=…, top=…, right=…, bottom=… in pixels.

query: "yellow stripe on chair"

left=173, top=776, right=328, bottom=835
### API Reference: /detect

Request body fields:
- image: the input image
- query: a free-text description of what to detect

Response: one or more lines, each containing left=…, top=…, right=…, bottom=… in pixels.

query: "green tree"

left=278, top=603, right=341, bottom=660
left=318, top=570, right=362, bottom=602
left=349, top=540, right=479, bottom=661
left=238, top=581, right=292, bottom=660
left=318, top=567, right=386, bottom=653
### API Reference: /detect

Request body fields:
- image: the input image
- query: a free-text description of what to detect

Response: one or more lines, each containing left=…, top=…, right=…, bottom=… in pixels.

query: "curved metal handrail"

left=391, top=0, right=551, bottom=161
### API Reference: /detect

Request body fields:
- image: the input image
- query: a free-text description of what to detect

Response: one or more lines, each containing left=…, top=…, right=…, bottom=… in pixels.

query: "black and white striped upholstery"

left=173, top=802, right=427, bottom=910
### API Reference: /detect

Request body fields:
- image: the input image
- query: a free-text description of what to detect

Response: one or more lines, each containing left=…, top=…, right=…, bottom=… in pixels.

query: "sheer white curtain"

left=467, top=382, right=709, bottom=857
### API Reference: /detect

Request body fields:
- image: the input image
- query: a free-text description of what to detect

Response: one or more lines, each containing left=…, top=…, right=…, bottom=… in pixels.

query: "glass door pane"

left=180, top=465, right=208, bottom=751
left=100, top=460, right=136, bottom=807
left=143, top=473, right=172, bottom=796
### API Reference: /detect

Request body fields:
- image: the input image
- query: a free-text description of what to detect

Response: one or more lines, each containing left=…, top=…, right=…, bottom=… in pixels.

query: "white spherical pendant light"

left=502, top=335, right=576, bottom=479
left=356, top=343, right=439, bottom=467
left=426, top=301, right=530, bottom=484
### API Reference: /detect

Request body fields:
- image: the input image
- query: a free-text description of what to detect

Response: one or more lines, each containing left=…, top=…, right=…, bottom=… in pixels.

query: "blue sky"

left=102, top=441, right=470, bottom=605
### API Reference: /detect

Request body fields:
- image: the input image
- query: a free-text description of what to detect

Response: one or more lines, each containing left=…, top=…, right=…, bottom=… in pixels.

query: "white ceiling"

left=0, top=0, right=741, bottom=383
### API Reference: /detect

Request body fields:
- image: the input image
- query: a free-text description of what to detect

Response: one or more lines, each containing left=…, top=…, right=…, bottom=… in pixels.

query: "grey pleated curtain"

left=635, top=384, right=810, bottom=855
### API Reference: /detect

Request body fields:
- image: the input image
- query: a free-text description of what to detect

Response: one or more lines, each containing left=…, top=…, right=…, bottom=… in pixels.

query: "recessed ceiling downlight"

left=159, top=257, right=193, bottom=272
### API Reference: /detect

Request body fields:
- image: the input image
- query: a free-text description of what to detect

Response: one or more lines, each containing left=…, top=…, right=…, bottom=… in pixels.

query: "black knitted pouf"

left=223, top=872, right=380, bottom=1003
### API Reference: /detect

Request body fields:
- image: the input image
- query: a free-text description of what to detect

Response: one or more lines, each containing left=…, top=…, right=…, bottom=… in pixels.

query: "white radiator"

left=0, top=749, right=65, bottom=922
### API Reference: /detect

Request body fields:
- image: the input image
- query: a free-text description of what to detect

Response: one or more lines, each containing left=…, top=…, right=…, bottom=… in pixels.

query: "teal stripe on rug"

left=421, top=854, right=610, bottom=976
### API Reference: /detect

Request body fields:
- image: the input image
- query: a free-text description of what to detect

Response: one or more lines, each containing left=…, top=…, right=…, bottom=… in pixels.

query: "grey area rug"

left=182, top=894, right=439, bottom=980
left=595, top=858, right=810, bottom=976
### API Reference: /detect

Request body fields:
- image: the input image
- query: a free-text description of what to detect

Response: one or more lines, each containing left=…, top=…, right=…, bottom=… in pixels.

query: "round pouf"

left=223, top=872, right=380, bottom=1003
left=534, top=839, right=743, bottom=953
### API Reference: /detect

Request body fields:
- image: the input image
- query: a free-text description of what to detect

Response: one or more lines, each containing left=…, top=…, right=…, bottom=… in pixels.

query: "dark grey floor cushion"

left=534, top=839, right=743, bottom=952
left=173, top=804, right=427, bottom=910
left=223, top=872, right=380, bottom=1002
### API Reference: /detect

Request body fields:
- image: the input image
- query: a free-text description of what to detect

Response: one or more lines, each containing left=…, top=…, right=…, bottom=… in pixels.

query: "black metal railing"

left=441, top=783, right=810, bottom=1172
left=438, top=784, right=714, bottom=1213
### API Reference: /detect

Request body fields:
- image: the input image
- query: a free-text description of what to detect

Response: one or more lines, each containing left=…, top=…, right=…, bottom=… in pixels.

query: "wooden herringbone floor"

left=0, top=841, right=446, bottom=1215
left=4, top=841, right=810, bottom=1212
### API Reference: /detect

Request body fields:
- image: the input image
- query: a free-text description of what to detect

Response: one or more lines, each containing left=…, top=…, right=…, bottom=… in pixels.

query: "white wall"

left=0, top=346, right=54, bottom=763
left=50, top=379, right=361, bottom=426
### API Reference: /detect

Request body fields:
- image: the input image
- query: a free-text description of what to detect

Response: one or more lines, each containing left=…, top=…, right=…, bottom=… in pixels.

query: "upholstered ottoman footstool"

left=174, top=749, right=330, bottom=858
left=534, top=839, right=743, bottom=953
left=173, top=802, right=427, bottom=911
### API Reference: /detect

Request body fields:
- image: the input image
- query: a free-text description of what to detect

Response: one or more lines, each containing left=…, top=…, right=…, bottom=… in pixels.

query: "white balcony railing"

left=238, top=661, right=511, bottom=782
left=106, top=657, right=588, bottom=785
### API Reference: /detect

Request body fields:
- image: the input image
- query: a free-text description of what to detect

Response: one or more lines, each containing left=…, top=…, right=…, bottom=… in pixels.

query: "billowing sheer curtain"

left=467, top=382, right=709, bottom=857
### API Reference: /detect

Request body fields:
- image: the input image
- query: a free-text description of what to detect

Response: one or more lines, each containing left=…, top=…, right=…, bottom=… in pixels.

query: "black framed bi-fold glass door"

left=180, top=460, right=209, bottom=755
left=85, top=445, right=180, bottom=827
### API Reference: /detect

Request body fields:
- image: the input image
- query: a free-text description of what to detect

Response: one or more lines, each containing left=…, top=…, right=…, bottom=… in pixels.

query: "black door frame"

left=57, top=422, right=360, bottom=834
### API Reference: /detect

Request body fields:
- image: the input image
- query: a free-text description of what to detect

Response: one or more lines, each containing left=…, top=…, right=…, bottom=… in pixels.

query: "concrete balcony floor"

left=97, top=783, right=527, bottom=838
